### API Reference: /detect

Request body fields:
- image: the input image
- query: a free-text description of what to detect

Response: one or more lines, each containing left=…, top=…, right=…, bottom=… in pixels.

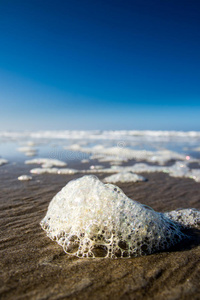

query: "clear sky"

left=0, top=0, right=199, bottom=131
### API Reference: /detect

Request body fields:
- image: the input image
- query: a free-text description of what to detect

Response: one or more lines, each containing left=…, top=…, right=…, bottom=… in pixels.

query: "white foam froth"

left=190, top=169, right=200, bottom=182
left=129, top=161, right=200, bottom=182
left=57, top=168, right=78, bottom=175
left=41, top=175, right=185, bottom=258
left=25, top=158, right=67, bottom=168
left=0, top=158, right=8, bottom=166
left=17, top=146, right=37, bottom=157
left=103, top=172, right=147, bottom=183
left=90, top=165, right=104, bottom=170
left=90, top=154, right=127, bottom=164
left=165, top=209, right=200, bottom=229
left=30, top=167, right=78, bottom=175
left=84, top=161, right=200, bottom=182
left=18, top=175, right=32, bottom=181
left=81, top=159, right=89, bottom=163
left=1, top=130, right=200, bottom=181
left=1, top=130, right=200, bottom=141
left=66, top=145, right=186, bottom=165
left=30, top=168, right=59, bottom=174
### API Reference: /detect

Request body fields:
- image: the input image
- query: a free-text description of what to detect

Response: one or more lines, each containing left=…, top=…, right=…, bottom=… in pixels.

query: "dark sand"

left=0, top=164, right=200, bottom=300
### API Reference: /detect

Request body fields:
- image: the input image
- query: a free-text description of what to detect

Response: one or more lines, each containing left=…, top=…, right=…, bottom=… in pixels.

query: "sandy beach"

left=0, top=163, right=199, bottom=300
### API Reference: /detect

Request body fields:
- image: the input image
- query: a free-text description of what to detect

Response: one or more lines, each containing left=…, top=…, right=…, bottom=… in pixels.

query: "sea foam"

left=17, top=146, right=37, bottom=157
left=25, top=158, right=67, bottom=168
left=84, top=161, right=200, bottom=183
left=0, top=158, right=8, bottom=166
left=65, top=145, right=186, bottom=165
left=41, top=175, right=187, bottom=258
left=30, top=167, right=78, bottom=175
left=165, top=208, right=200, bottom=229
left=18, top=175, right=32, bottom=181
left=103, top=172, right=146, bottom=183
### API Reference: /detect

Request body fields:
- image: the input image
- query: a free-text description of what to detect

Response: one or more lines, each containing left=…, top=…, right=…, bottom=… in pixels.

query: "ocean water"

left=0, top=130, right=200, bottom=161
left=0, top=130, right=200, bottom=181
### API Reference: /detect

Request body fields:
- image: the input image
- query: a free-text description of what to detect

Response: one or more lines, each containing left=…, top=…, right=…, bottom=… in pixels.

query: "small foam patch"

left=41, top=175, right=185, bottom=258
left=0, top=159, right=8, bottom=166
left=103, top=172, right=146, bottom=183
left=30, top=167, right=78, bottom=175
left=17, top=146, right=37, bottom=157
left=25, top=158, right=67, bottom=168
left=165, top=208, right=200, bottom=229
left=18, top=175, right=32, bottom=181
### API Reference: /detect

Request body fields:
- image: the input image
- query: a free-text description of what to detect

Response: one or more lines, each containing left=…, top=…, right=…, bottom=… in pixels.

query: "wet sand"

left=0, top=164, right=200, bottom=300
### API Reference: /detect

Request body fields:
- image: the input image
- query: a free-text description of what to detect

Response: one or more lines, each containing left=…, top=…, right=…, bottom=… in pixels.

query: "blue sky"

left=0, top=0, right=199, bottom=130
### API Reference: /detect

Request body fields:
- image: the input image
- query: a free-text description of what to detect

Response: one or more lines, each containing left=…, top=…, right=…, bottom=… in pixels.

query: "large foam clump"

left=41, top=175, right=185, bottom=258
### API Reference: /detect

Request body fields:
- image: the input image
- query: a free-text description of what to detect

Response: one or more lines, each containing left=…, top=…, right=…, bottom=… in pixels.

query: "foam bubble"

left=88, top=161, right=200, bottom=183
left=30, top=168, right=59, bottom=174
left=90, top=165, right=104, bottom=170
left=165, top=209, right=200, bottom=229
left=18, top=175, right=32, bottom=181
left=81, top=159, right=89, bottom=163
left=30, top=167, right=78, bottom=175
left=190, top=169, right=200, bottom=182
left=103, top=172, right=147, bottom=183
left=17, top=146, right=37, bottom=157
left=41, top=175, right=185, bottom=258
left=89, top=154, right=128, bottom=164
left=1, top=130, right=200, bottom=141
left=26, top=141, right=36, bottom=147
left=25, top=158, right=67, bottom=168
left=0, top=158, right=8, bottom=166
left=57, top=168, right=78, bottom=175
left=66, top=144, right=186, bottom=165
